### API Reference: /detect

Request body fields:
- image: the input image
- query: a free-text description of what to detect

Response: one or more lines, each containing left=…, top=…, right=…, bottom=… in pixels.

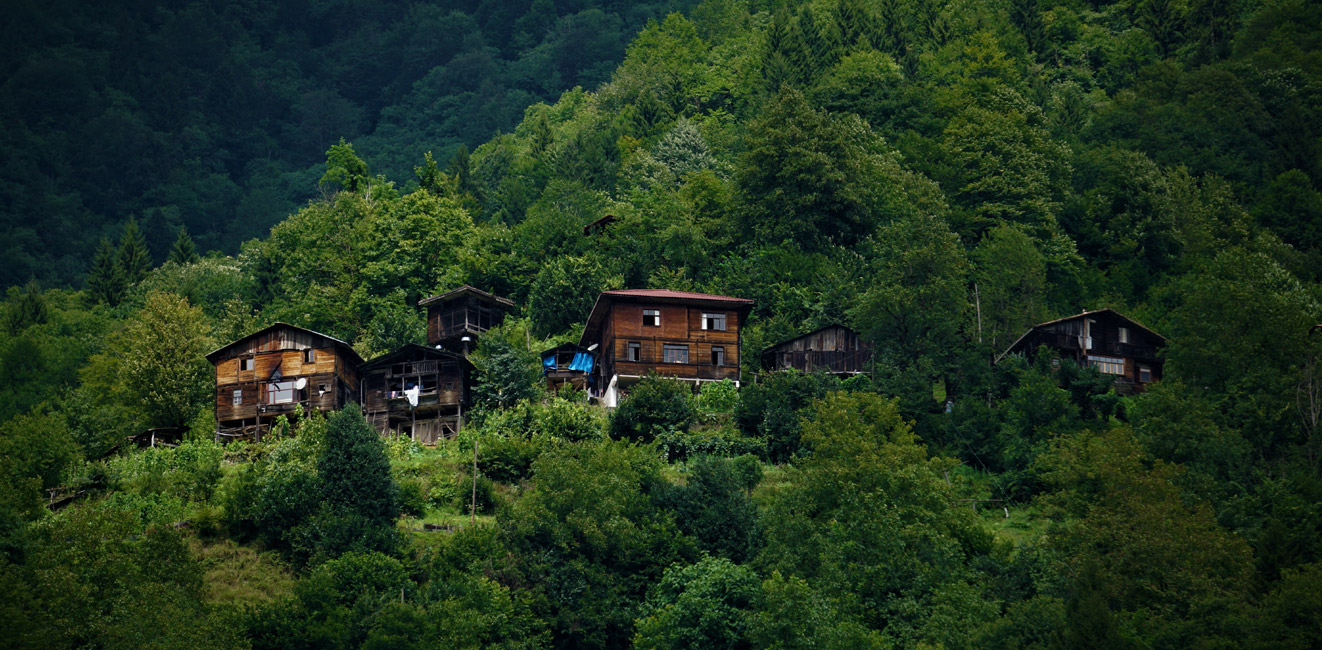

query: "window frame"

left=232, top=388, right=242, bottom=405
left=1139, top=366, right=1152, bottom=383
left=711, top=345, right=725, bottom=366
left=663, top=344, right=689, bottom=364
left=701, top=312, right=727, bottom=331
left=1086, top=355, right=1125, bottom=375
left=304, top=348, right=316, bottom=363
left=1118, top=327, right=1130, bottom=344
left=642, top=309, right=661, bottom=327
left=239, top=358, right=254, bottom=372
left=627, top=341, right=641, bottom=362
left=267, top=380, right=299, bottom=405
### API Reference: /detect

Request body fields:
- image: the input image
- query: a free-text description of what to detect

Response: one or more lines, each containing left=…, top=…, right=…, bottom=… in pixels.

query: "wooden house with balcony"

left=418, top=285, right=515, bottom=353
left=208, top=323, right=363, bottom=441
left=760, top=324, right=874, bottom=375
left=359, top=344, right=471, bottom=444
left=579, top=289, right=753, bottom=407
left=997, top=309, right=1165, bottom=392
left=541, top=343, right=596, bottom=393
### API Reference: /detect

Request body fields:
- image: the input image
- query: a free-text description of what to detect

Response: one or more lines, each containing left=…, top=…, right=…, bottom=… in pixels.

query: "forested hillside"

left=3, top=0, right=1322, bottom=648
left=0, top=0, right=699, bottom=287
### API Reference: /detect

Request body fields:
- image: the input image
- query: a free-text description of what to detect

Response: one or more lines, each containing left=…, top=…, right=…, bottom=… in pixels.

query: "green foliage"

left=528, top=255, right=617, bottom=337
left=167, top=226, right=199, bottom=266
left=117, top=218, right=152, bottom=286
left=734, top=371, right=838, bottom=463
left=758, top=392, right=992, bottom=643
left=118, top=291, right=214, bottom=428
left=634, top=555, right=760, bottom=650
left=501, top=440, right=696, bottom=648
left=611, top=374, right=697, bottom=443
left=86, top=237, right=127, bottom=307
left=315, top=404, right=400, bottom=559
left=655, top=455, right=760, bottom=561
left=470, top=318, right=544, bottom=410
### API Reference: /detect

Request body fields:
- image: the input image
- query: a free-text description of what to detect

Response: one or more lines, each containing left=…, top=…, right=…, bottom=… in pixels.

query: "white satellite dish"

left=295, top=378, right=307, bottom=390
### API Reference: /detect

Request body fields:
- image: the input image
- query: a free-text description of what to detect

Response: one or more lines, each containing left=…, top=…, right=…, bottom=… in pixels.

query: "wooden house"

left=208, top=323, right=363, bottom=440
left=760, top=324, right=873, bottom=375
left=541, top=343, right=595, bottom=393
left=997, top=308, right=1165, bottom=392
left=579, top=289, right=754, bottom=407
left=359, top=344, right=471, bottom=444
left=418, top=285, right=515, bottom=353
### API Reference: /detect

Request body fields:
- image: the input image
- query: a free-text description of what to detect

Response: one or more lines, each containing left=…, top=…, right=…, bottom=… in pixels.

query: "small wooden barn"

left=208, top=323, right=363, bottom=441
left=359, top=344, right=472, bottom=444
left=541, top=343, right=596, bottom=393
left=418, top=285, right=514, bottom=353
left=997, top=308, right=1165, bottom=392
left=579, top=289, right=753, bottom=407
left=760, top=324, right=873, bottom=375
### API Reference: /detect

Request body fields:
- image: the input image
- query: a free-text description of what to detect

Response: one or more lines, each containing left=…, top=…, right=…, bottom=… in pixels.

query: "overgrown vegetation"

left=3, top=0, right=1322, bottom=647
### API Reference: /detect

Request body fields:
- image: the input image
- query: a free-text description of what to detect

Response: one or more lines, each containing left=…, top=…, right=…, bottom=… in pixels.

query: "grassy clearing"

left=190, top=537, right=296, bottom=605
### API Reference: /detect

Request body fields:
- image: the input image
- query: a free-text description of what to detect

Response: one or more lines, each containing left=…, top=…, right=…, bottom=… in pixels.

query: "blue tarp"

left=542, top=354, right=556, bottom=370
left=568, top=352, right=594, bottom=373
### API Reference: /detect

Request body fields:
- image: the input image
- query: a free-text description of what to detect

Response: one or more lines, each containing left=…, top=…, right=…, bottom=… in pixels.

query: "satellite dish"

left=295, top=378, right=307, bottom=390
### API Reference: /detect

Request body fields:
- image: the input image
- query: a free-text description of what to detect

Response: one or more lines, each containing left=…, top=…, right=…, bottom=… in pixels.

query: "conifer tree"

left=5, top=280, right=49, bottom=333
left=117, top=217, right=151, bottom=285
left=86, top=236, right=126, bottom=306
left=167, top=226, right=199, bottom=265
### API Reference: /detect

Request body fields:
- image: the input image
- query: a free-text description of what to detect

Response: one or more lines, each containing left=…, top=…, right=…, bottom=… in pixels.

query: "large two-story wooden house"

left=359, top=344, right=472, bottom=444
left=997, top=308, right=1165, bottom=391
left=579, top=289, right=753, bottom=407
left=207, top=323, right=363, bottom=440
left=761, top=324, right=873, bottom=375
left=419, top=285, right=514, bottom=353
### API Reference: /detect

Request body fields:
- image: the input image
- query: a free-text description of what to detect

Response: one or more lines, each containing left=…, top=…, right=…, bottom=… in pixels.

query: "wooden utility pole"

left=471, top=437, right=479, bottom=526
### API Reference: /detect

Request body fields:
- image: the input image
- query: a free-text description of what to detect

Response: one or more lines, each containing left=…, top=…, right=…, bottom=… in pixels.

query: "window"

left=663, top=344, right=689, bottom=364
left=1118, top=327, right=1130, bottom=343
left=239, top=358, right=254, bottom=371
left=711, top=346, right=725, bottom=366
left=702, top=313, right=727, bottom=331
left=232, top=389, right=242, bottom=405
left=627, top=341, right=641, bottom=362
left=643, top=309, right=660, bottom=327
left=1139, top=367, right=1152, bottom=383
left=1086, top=355, right=1124, bottom=375
left=267, top=380, right=299, bottom=404
left=304, top=349, right=316, bottom=363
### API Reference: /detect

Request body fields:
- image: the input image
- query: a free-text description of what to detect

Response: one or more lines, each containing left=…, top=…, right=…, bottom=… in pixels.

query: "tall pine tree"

left=167, top=226, right=199, bottom=265
left=86, top=237, right=126, bottom=306
left=117, top=217, right=151, bottom=285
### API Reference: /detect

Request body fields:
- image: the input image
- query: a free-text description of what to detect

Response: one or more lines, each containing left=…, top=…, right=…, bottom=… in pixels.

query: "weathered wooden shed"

left=541, top=343, right=595, bottom=393
left=760, top=324, right=873, bottom=375
left=579, top=289, right=753, bottom=407
left=207, top=323, right=363, bottom=441
left=418, top=285, right=514, bottom=353
left=359, top=344, right=472, bottom=444
left=997, top=308, right=1165, bottom=392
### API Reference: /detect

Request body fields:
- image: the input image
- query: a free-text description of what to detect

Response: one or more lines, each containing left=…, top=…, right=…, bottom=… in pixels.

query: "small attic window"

left=304, top=349, right=316, bottom=363
left=1118, top=327, right=1130, bottom=343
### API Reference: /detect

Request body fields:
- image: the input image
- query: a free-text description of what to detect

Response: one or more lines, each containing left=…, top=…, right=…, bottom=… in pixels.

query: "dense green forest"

left=4, top=0, right=1322, bottom=647
left=0, top=0, right=701, bottom=287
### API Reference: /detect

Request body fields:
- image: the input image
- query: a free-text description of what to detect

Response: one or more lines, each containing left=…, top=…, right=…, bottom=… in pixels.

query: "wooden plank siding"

left=580, top=290, right=753, bottom=405
left=208, top=323, right=363, bottom=437
left=761, top=324, right=873, bottom=374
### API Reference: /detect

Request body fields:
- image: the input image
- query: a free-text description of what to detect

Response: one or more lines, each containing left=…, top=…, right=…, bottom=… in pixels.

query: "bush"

left=655, top=427, right=766, bottom=463
left=611, top=374, right=696, bottom=443
left=696, top=379, right=740, bottom=419
left=455, top=473, right=497, bottom=515
left=477, top=434, right=545, bottom=483
left=734, top=371, right=839, bottom=463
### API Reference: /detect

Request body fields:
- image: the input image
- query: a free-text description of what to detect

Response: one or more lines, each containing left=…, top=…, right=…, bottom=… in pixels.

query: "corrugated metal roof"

left=599, top=289, right=754, bottom=303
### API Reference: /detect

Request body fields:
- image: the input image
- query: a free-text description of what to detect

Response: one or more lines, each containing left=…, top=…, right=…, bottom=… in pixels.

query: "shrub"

left=611, top=374, right=696, bottom=443
left=655, top=427, right=766, bottom=463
